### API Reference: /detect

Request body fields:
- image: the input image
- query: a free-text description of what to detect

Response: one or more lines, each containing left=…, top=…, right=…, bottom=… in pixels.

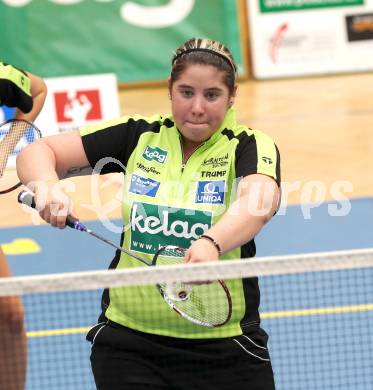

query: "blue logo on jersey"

left=129, top=174, right=160, bottom=197
left=195, top=180, right=225, bottom=204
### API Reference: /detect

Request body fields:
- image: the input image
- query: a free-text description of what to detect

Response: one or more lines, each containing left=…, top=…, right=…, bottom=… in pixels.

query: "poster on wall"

left=247, top=0, right=373, bottom=78
left=35, top=73, right=120, bottom=136
left=2, top=73, right=120, bottom=169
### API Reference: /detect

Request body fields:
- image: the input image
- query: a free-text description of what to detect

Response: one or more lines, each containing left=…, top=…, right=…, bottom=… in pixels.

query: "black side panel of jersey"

left=81, top=119, right=161, bottom=174
left=240, top=251, right=261, bottom=329
left=240, top=242, right=260, bottom=328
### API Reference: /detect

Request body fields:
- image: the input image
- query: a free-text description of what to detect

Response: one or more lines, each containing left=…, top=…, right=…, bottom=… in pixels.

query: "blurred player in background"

left=0, top=62, right=47, bottom=390
left=0, top=63, right=47, bottom=175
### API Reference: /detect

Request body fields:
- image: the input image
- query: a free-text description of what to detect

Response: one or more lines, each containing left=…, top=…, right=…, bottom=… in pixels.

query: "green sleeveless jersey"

left=80, top=108, right=280, bottom=339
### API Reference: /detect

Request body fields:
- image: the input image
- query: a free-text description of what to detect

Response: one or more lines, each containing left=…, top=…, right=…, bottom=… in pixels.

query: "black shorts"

left=87, top=321, right=275, bottom=390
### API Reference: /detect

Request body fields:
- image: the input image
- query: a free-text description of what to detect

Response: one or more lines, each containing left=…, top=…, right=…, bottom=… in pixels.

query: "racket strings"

left=0, top=120, right=40, bottom=193
left=178, top=283, right=230, bottom=324
left=155, top=247, right=185, bottom=266
left=1, top=120, right=29, bottom=158
left=155, top=246, right=232, bottom=327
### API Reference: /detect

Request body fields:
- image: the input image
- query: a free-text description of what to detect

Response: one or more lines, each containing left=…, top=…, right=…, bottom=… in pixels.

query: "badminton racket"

left=18, top=190, right=232, bottom=327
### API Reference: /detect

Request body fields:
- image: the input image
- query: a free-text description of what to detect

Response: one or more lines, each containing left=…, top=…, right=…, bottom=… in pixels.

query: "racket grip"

left=17, top=190, right=85, bottom=231
left=18, top=190, right=36, bottom=208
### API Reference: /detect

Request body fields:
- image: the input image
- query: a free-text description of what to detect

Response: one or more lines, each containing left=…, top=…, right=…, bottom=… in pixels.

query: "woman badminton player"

left=16, top=39, right=281, bottom=390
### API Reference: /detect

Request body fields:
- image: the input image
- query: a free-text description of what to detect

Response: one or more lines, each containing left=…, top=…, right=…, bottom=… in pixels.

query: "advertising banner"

left=247, top=0, right=373, bottom=78
left=2, top=73, right=120, bottom=168
left=0, top=0, right=245, bottom=83
left=35, top=73, right=120, bottom=136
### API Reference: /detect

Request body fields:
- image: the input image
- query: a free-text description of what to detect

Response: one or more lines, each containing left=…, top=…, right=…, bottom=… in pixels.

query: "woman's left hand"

left=184, top=238, right=219, bottom=264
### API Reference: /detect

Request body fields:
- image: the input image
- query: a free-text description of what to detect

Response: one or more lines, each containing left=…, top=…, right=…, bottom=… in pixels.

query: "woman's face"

left=169, top=64, right=235, bottom=147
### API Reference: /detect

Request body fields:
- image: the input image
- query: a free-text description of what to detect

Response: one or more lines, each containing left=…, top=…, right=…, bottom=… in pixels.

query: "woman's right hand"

left=33, top=180, right=74, bottom=229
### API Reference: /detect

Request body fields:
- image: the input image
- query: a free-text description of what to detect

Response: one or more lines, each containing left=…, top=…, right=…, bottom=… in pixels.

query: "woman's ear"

left=229, top=84, right=238, bottom=106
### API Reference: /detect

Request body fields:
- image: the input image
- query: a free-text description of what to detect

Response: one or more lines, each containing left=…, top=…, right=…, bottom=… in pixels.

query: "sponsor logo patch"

left=202, top=153, right=229, bottom=168
left=136, top=162, right=161, bottom=175
left=201, top=170, right=226, bottom=178
left=143, top=145, right=168, bottom=164
left=261, top=156, right=273, bottom=164
left=195, top=180, right=225, bottom=204
left=130, top=202, right=212, bottom=254
left=129, top=174, right=160, bottom=197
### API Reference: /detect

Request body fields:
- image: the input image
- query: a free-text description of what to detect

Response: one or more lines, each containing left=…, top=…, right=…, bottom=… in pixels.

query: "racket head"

left=154, top=245, right=233, bottom=328
left=0, top=119, right=41, bottom=194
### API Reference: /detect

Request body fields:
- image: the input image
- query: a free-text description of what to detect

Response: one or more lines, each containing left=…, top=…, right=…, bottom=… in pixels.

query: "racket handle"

left=18, top=190, right=36, bottom=208
left=17, top=190, right=86, bottom=231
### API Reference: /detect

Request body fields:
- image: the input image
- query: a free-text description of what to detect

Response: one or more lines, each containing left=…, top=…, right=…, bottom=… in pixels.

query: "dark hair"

left=170, top=38, right=237, bottom=95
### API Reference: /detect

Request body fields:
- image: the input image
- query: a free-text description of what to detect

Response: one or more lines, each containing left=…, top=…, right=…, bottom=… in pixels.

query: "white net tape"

left=1, top=248, right=373, bottom=296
